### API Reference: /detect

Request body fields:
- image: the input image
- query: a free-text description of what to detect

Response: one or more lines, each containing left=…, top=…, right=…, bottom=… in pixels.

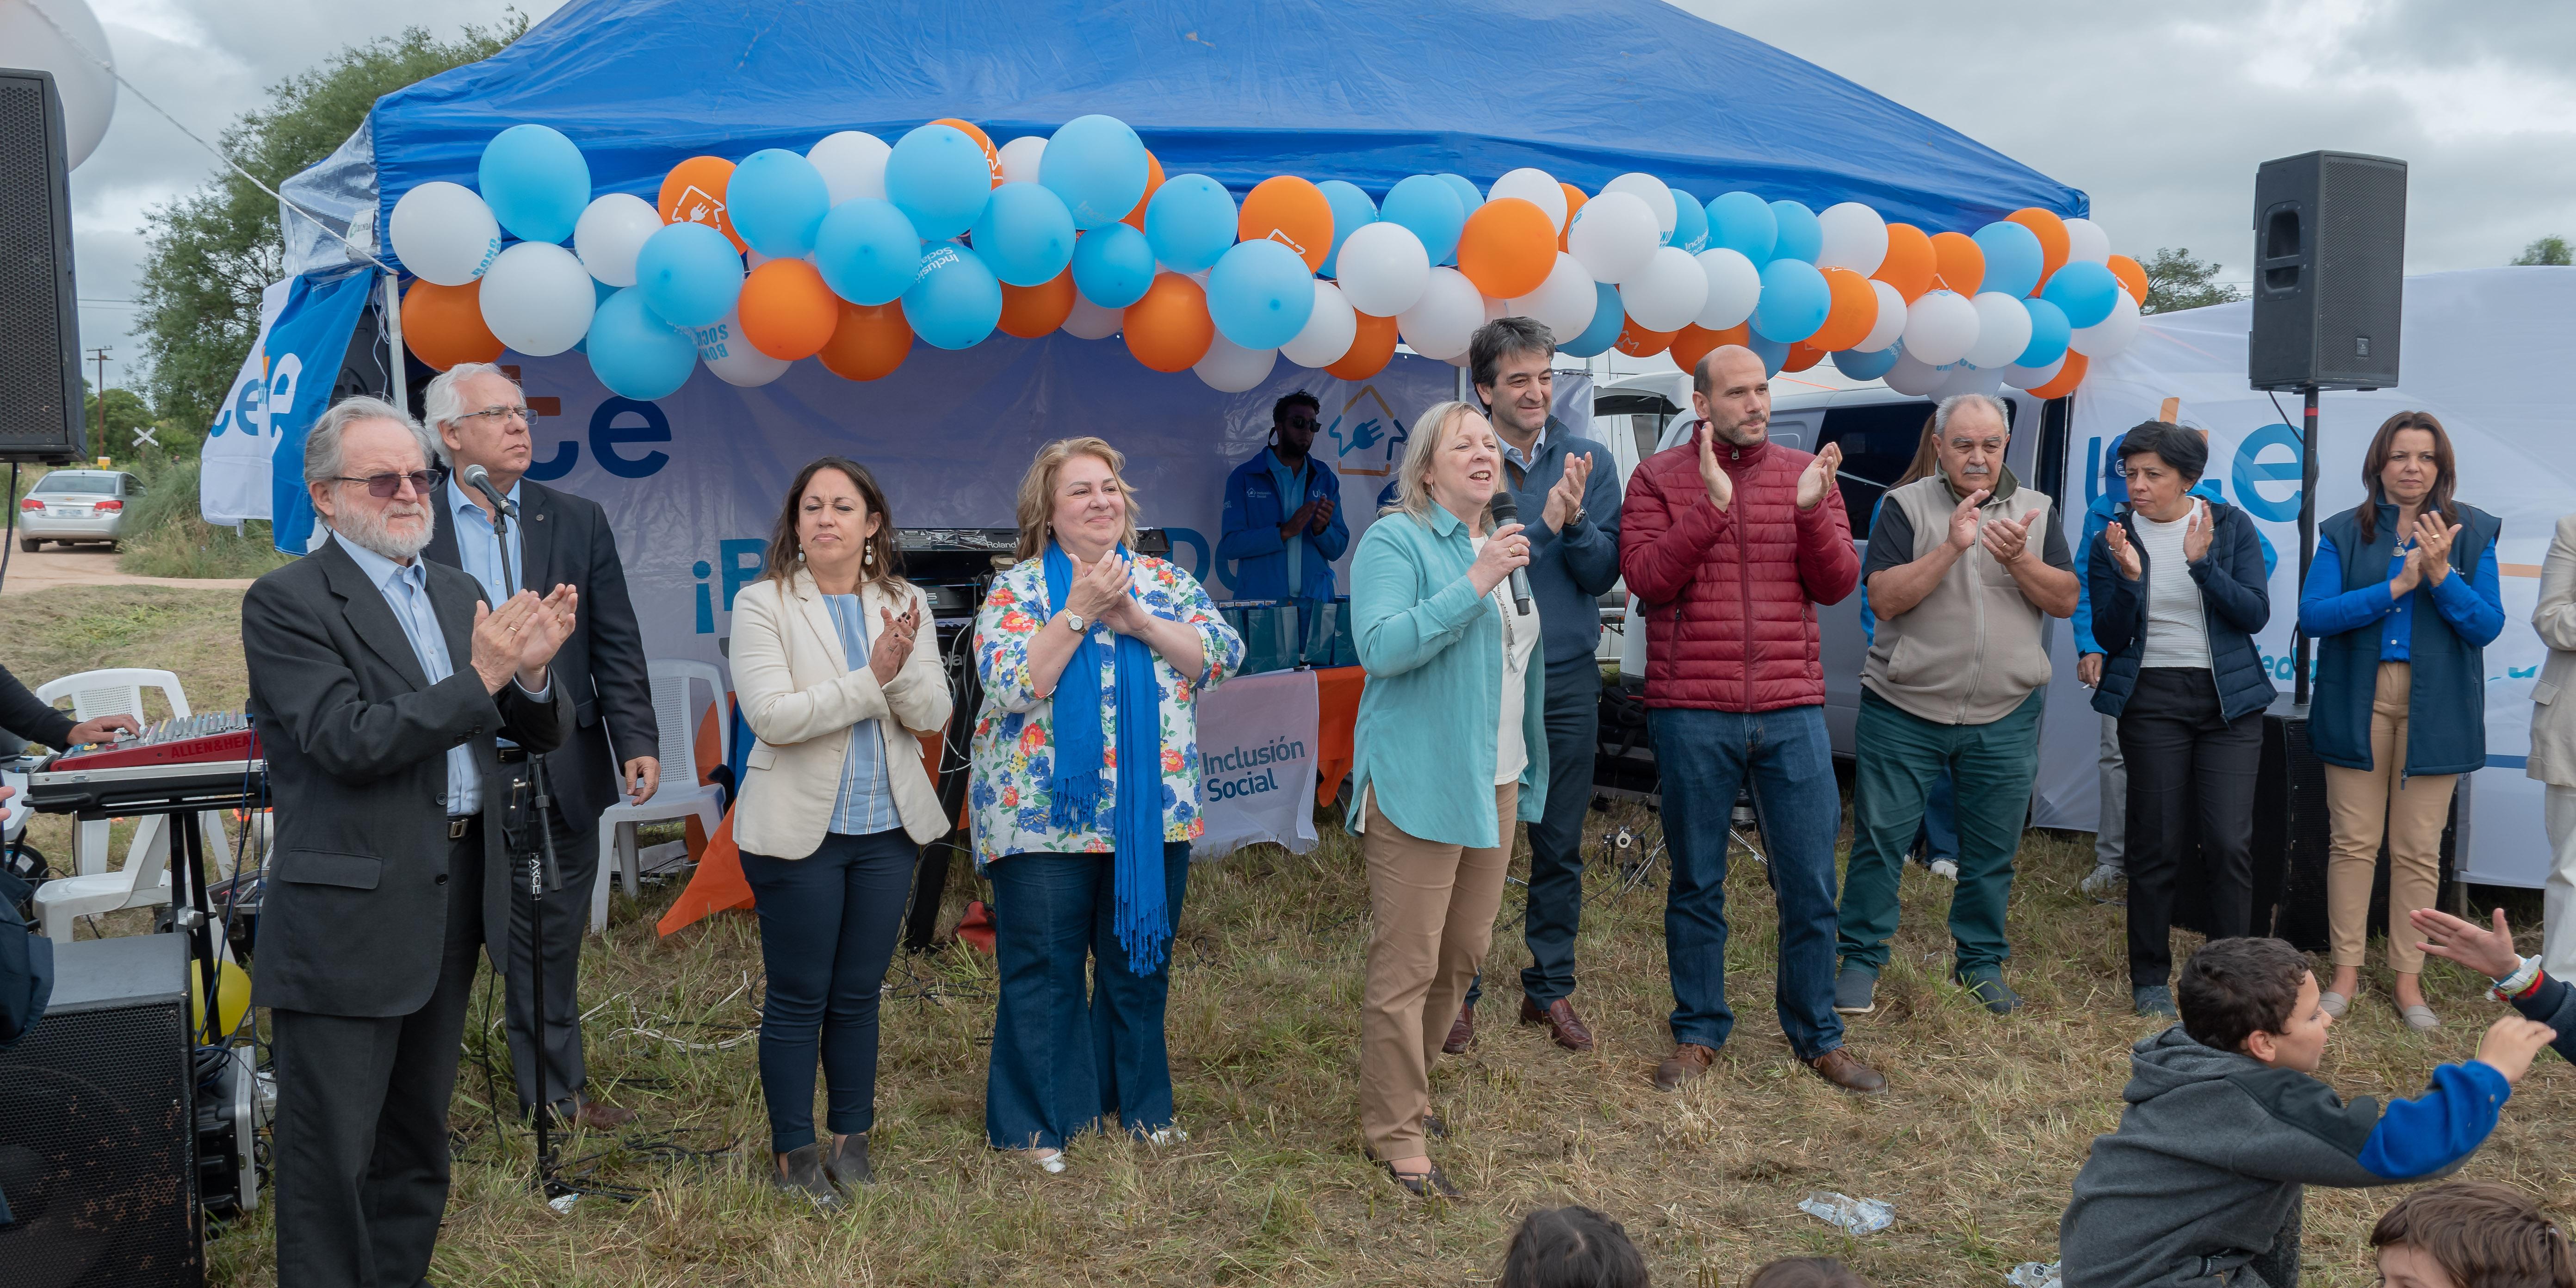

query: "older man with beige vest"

left=2529, top=512, right=2576, bottom=976
left=1833, top=393, right=2079, bottom=1018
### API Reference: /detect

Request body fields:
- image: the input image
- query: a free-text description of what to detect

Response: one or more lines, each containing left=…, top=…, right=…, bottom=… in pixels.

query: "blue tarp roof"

left=348, top=0, right=2084, bottom=275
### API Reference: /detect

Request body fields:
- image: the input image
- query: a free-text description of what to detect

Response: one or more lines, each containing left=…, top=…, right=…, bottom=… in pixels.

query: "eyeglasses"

left=456, top=405, right=534, bottom=427
left=1283, top=415, right=1319, bottom=429
left=331, top=471, right=437, bottom=498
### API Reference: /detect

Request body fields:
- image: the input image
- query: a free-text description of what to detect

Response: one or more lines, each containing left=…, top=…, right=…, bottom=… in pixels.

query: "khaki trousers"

left=1358, top=783, right=1517, bottom=1164
left=2322, top=662, right=2455, bottom=973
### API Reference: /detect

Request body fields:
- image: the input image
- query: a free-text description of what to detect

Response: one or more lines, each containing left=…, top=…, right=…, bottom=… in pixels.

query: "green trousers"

left=1836, top=687, right=2045, bottom=974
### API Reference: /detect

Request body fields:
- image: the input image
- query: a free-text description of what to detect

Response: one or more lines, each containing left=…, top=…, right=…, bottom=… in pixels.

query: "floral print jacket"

left=968, top=553, right=1244, bottom=866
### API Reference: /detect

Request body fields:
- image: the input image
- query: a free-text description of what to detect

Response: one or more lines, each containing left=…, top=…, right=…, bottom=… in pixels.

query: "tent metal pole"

left=383, top=269, right=407, bottom=416
left=2292, top=383, right=2319, bottom=706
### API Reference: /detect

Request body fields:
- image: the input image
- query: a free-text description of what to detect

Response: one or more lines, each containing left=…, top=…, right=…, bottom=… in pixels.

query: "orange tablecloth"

left=1313, top=665, right=1364, bottom=807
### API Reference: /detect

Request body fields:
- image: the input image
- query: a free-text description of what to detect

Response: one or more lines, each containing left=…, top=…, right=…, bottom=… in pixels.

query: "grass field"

left=10, top=585, right=2571, bottom=1287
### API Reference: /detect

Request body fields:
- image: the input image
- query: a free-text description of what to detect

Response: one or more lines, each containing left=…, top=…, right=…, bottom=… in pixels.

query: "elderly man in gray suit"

left=244, top=395, right=575, bottom=1288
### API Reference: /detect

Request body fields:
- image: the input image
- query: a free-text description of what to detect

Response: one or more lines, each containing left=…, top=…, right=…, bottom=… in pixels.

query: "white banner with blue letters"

left=1189, top=668, right=1321, bottom=859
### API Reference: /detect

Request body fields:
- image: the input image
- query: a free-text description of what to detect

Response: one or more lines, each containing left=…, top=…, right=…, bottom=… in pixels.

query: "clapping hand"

left=1308, top=496, right=1336, bottom=534
left=1796, top=442, right=1844, bottom=513
left=1697, top=421, right=1732, bottom=513
left=1543, top=451, right=1592, bottom=532
left=1979, top=511, right=2033, bottom=565
left=1063, top=551, right=1132, bottom=627
left=2415, top=513, right=2463, bottom=586
left=470, top=587, right=576, bottom=694
left=2390, top=541, right=2427, bottom=598
left=2104, top=521, right=2143, bottom=581
left=868, top=602, right=921, bottom=683
left=1945, top=488, right=1992, bottom=551
left=1280, top=498, right=1323, bottom=543
left=2182, top=500, right=2213, bottom=563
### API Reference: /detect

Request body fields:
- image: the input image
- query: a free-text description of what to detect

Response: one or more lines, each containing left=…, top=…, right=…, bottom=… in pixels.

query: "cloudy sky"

left=49, top=0, right=2576, bottom=398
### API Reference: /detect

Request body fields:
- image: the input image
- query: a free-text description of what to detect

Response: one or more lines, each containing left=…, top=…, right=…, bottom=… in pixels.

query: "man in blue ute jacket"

left=1453, top=316, right=1625, bottom=1056
left=1218, top=391, right=1350, bottom=624
left=2073, top=427, right=2275, bottom=901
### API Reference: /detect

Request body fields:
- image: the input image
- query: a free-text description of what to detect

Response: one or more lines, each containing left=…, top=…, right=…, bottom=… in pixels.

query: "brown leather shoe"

left=571, top=1095, right=638, bottom=1131
left=1442, top=1002, right=1474, bottom=1054
left=1807, top=1047, right=1888, bottom=1095
left=1518, top=995, right=1596, bottom=1052
left=1653, top=1043, right=1717, bottom=1090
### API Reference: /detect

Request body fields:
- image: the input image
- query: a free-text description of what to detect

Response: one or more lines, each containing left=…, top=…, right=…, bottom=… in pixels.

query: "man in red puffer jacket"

left=1620, top=345, right=1886, bottom=1096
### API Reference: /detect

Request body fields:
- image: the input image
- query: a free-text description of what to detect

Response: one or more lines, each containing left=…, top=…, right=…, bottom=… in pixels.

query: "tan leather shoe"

left=1519, top=995, right=1596, bottom=1052
left=1653, top=1043, right=1717, bottom=1090
left=571, top=1096, right=638, bottom=1131
left=1443, top=1001, right=1474, bottom=1054
left=1807, top=1047, right=1888, bottom=1094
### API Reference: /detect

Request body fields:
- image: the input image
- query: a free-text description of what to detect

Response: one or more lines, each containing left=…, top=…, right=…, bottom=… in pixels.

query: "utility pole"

left=86, top=347, right=111, bottom=461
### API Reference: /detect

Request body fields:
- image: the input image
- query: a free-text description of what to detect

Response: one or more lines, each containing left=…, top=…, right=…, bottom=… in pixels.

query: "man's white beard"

left=334, top=504, right=432, bottom=561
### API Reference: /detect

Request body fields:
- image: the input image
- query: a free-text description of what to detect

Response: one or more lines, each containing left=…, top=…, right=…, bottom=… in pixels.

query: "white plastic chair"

left=34, top=811, right=174, bottom=942
left=590, top=660, right=726, bottom=932
left=34, top=668, right=232, bottom=877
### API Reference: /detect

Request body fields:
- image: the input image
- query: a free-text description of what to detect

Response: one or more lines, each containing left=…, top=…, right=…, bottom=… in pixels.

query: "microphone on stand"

left=460, top=463, right=517, bottom=517
left=1486, top=488, right=1535, bottom=616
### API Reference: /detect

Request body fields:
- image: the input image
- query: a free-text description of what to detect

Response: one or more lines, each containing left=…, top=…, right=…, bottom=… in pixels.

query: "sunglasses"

left=1283, top=415, right=1319, bottom=429
left=331, top=471, right=437, bottom=498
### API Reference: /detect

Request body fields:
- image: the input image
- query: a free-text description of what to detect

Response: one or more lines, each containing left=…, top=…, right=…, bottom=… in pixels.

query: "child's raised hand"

left=2474, top=1015, right=2558, bottom=1085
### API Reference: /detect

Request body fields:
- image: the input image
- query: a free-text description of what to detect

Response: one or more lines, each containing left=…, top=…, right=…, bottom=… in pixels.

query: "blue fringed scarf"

left=1043, top=542, right=1173, bottom=976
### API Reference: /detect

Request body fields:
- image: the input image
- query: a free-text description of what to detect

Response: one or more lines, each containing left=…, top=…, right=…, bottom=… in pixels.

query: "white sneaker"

left=1022, top=1148, right=1067, bottom=1174
left=2080, top=864, right=2126, bottom=899
left=1145, top=1126, right=1189, bottom=1147
left=1929, top=859, right=1958, bottom=880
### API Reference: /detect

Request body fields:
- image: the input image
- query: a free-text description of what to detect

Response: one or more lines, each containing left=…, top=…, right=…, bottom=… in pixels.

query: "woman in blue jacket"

left=2085, top=421, right=2276, bottom=1018
left=2298, top=410, right=2503, bottom=1030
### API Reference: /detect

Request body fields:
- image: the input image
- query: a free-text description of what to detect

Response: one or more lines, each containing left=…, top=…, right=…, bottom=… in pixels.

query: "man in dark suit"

left=422, top=361, right=659, bottom=1131
left=244, top=396, right=575, bottom=1287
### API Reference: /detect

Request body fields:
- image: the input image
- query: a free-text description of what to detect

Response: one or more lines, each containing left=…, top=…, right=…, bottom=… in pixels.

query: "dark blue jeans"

left=1647, top=704, right=1845, bottom=1060
left=1468, top=656, right=1599, bottom=1009
left=739, top=828, right=918, bottom=1155
left=985, top=843, right=1191, bottom=1150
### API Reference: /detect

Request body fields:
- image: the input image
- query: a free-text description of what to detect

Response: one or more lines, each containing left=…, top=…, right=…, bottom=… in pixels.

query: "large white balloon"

left=1396, top=267, right=1483, bottom=361
left=1568, top=192, right=1659, bottom=284
left=1963, top=291, right=2035, bottom=369
left=1857, top=279, right=1908, bottom=353
left=1488, top=167, right=1569, bottom=232
left=1281, top=280, right=1358, bottom=367
left=1900, top=290, right=1980, bottom=367
left=1, top=0, right=115, bottom=168
left=1509, top=253, right=1598, bottom=339
left=1600, top=173, right=1677, bottom=235
left=2070, top=287, right=2141, bottom=358
left=1334, top=221, right=1431, bottom=317
left=572, top=193, right=661, bottom=288
left=1194, top=333, right=1278, bottom=391
left=1692, top=248, right=1761, bottom=329
left=477, top=242, right=596, bottom=357
left=1883, top=349, right=1945, bottom=396
left=1935, top=361, right=2004, bottom=401
left=1062, top=297, right=1123, bottom=339
left=2061, top=217, right=2112, bottom=266
left=1999, top=354, right=2067, bottom=391
left=807, top=131, right=892, bottom=205
left=693, top=311, right=791, bottom=387
left=997, top=136, right=1047, bottom=186
left=1814, top=203, right=1889, bottom=276
left=389, top=181, right=503, bottom=286
left=1618, top=246, right=1708, bottom=333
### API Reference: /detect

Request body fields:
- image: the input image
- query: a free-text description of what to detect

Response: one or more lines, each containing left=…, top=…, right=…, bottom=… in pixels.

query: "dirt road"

left=0, top=544, right=255, bottom=597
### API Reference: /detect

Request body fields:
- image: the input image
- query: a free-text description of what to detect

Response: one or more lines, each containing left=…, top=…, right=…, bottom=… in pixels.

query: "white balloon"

left=1194, top=333, right=1278, bottom=392
left=0, top=0, right=115, bottom=168
left=1282, top=280, right=1358, bottom=367
left=572, top=193, right=661, bottom=288
left=1900, top=290, right=1980, bottom=367
left=1883, top=349, right=1945, bottom=396
left=1935, top=361, right=2003, bottom=401
left=476, top=242, right=596, bottom=357
left=997, top=136, right=1048, bottom=186
left=2062, top=217, right=2112, bottom=266
left=1693, top=248, right=1761, bottom=329
left=1062, top=297, right=1124, bottom=340
left=1334, top=222, right=1431, bottom=317
left=807, top=130, right=892, bottom=205
left=1964, top=291, right=2035, bottom=369
left=691, top=310, right=791, bottom=387
left=1814, top=202, right=1889, bottom=276
left=2000, top=353, right=2067, bottom=390
left=1508, top=253, right=1598, bottom=339
left=1482, top=294, right=1511, bottom=325
left=2070, top=287, right=2141, bottom=358
left=1617, top=246, right=1708, bottom=333
left=1396, top=267, right=1483, bottom=362
left=1488, top=167, right=1569, bottom=232
left=1567, top=192, right=1659, bottom=284
left=1600, top=173, right=1677, bottom=235
left=1857, top=279, right=1908, bottom=353
left=389, top=181, right=502, bottom=286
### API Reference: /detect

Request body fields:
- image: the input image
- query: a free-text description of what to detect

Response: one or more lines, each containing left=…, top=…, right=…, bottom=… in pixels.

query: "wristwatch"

left=1063, top=611, right=1088, bottom=634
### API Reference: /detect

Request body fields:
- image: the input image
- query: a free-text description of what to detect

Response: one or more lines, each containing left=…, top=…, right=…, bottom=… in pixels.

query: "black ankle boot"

left=769, top=1143, right=842, bottom=1209
left=824, top=1133, right=873, bottom=1188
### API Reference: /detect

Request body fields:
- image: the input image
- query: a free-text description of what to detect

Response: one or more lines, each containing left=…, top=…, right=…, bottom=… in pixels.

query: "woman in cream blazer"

left=2529, top=512, right=2576, bottom=978
left=728, top=457, right=951, bottom=1206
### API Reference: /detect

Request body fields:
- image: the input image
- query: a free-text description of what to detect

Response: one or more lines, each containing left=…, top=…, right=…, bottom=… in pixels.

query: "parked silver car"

left=17, top=470, right=142, bottom=552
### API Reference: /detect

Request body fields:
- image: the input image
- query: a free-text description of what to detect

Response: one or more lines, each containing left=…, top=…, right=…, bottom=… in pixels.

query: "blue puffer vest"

left=2311, top=501, right=2499, bottom=775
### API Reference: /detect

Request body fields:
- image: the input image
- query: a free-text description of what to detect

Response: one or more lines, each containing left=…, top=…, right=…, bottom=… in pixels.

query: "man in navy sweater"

left=1452, top=316, right=1624, bottom=1054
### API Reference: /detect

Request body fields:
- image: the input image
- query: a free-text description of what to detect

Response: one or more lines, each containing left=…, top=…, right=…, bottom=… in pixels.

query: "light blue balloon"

left=1750, top=258, right=1830, bottom=343
left=570, top=278, right=619, bottom=354
left=2017, top=297, right=2072, bottom=368
left=2039, top=259, right=2119, bottom=329
left=726, top=149, right=831, bottom=260
left=1317, top=180, right=1378, bottom=278
left=1972, top=221, right=2045, bottom=299
left=1435, top=173, right=1484, bottom=219
left=1040, top=114, right=1150, bottom=230
left=972, top=182, right=1077, bottom=287
left=813, top=199, right=922, bottom=306
left=586, top=287, right=695, bottom=400
left=1143, top=174, right=1238, bottom=274
left=1668, top=190, right=1709, bottom=253
left=902, top=242, right=1003, bottom=350
left=1747, top=334, right=1789, bottom=376
left=1708, top=192, right=1777, bottom=262
left=1207, top=239, right=1315, bottom=350
left=1767, top=201, right=1822, bottom=264
left=1381, top=175, right=1466, bottom=266
left=477, top=124, right=590, bottom=245
left=885, top=123, right=995, bottom=241
left=1833, top=344, right=1901, bottom=382
left=1071, top=222, right=1156, bottom=309
left=634, top=221, right=743, bottom=328
left=1558, top=282, right=1625, bottom=358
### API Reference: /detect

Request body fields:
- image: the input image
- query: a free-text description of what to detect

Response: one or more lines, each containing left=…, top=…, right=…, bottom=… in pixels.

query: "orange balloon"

left=1783, top=342, right=1826, bottom=373
left=930, top=118, right=1002, bottom=187
left=1930, top=231, right=1985, bottom=297
left=1455, top=197, right=1556, bottom=300
left=1558, top=183, right=1588, bottom=253
left=816, top=301, right=912, bottom=381
left=1615, top=316, right=1678, bottom=359
left=1326, top=310, right=1399, bottom=380
left=1667, top=324, right=1723, bottom=377
left=1239, top=176, right=1335, bottom=272
left=1121, top=151, right=1166, bottom=232
left=2007, top=208, right=2070, bottom=292
left=1806, top=267, right=1881, bottom=352
left=1123, top=272, right=1214, bottom=372
left=402, top=279, right=503, bottom=370
left=660, top=156, right=745, bottom=252
left=737, top=260, right=840, bottom=360
left=998, top=269, right=1077, bottom=338
left=2108, top=254, right=2149, bottom=305
left=1873, top=223, right=1937, bottom=302
left=2025, top=349, right=2089, bottom=400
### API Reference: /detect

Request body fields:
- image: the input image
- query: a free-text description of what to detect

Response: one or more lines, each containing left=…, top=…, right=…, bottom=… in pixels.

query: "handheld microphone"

left=1486, top=488, right=1535, bottom=616
left=460, top=463, right=517, bottom=517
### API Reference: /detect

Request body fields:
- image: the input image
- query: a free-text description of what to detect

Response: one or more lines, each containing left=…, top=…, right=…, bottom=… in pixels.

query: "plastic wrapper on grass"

left=1797, top=1191, right=1894, bottom=1235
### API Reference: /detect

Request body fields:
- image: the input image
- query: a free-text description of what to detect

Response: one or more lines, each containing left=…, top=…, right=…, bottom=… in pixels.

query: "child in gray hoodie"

left=2059, top=937, right=2556, bottom=1288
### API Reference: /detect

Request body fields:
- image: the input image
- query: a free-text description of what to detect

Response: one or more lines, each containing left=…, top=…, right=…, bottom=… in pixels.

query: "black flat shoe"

left=824, top=1133, right=873, bottom=1188
left=1422, top=1112, right=1446, bottom=1141
left=768, top=1143, right=842, bottom=1210
left=1381, top=1160, right=1461, bottom=1199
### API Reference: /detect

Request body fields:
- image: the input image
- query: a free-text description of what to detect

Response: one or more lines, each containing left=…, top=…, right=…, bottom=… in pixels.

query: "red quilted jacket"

left=1618, top=427, right=1859, bottom=711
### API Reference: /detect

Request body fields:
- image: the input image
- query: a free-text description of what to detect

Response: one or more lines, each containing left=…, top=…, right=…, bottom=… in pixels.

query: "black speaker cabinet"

left=0, top=68, right=87, bottom=464
left=0, top=933, right=203, bottom=1288
left=2249, top=150, right=2408, bottom=392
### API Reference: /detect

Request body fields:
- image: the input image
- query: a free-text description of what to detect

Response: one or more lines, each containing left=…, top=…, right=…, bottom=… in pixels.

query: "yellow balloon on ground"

left=189, top=958, right=254, bottom=1040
